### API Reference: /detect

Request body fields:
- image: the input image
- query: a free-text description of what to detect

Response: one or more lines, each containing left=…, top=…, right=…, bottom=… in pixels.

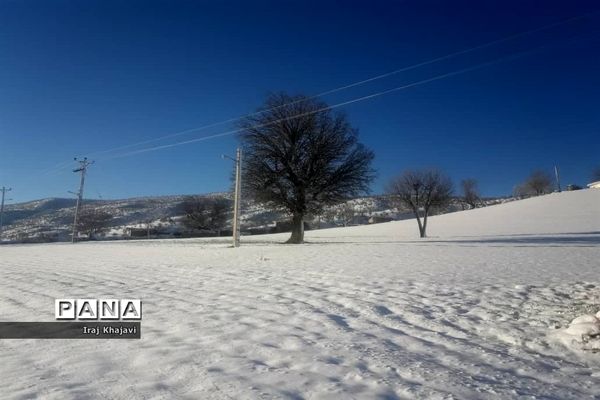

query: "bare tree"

left=512, top=183, right=530, bottom=199
left=77, top=208, right=112, bottom=239
left=322, top=207, right=338, bottom=225
left=337, top=203, right=356, bottom=227
left=513, top=170, right=554, bottom=198
left=239, top=93, right=375, bottom=243
left=181, top=196, right=209, bottom=230
left=210, top=198, right=229, bottom=235
left=461, top=178, right=480, bottom=209
left=181, top=196, right=230, bottom=234
left=386, top=169, right=453, bottom=238
left=524, top=170, right=553, bottom=196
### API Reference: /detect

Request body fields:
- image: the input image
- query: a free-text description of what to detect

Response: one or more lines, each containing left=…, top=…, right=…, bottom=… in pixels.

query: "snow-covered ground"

left=1, top=190, right=599, bottom=399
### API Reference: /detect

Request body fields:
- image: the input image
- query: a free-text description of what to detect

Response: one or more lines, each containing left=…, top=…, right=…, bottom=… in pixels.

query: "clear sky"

left=1, top=0, right=599, bottom=203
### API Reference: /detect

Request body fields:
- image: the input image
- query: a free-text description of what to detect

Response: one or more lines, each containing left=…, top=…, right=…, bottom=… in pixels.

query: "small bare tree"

left=181, top=196, right=209, bottom=230
left=210, top=199, right=229, bottom=235
left=513, top=183, right=529, bottom=199
left=524, top=170, right=553, bottom=196
left=337, top=203, right=356, bottom=227
left=386, top=169, right=453, bottom=238
left=77, top=208, right=112, bottom=239
left=181, top=196, right=230, bottom=234
left=322, top=207, right=338, bottom=225
left=461, top=178, right=480, bottom=209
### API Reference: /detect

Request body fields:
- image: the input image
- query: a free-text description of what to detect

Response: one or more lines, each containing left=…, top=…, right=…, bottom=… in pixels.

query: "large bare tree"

left=239, top=93, right=375, bottom=243
left=386, top=169, right=453, bottom=238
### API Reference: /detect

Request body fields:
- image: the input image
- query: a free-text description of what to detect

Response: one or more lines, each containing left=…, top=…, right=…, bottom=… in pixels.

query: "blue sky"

left=1, top=0, right=599, bottom=203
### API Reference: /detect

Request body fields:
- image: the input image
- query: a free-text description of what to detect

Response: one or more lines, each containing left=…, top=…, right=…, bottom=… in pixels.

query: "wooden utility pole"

left=71, top=157, right=94, bottom=243
left=0, top=186, right=12, bottom=237
left=223, top=148, right=242, bottom=247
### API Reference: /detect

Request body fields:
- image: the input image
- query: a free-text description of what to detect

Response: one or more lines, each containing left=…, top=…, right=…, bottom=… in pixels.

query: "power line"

left=20, top=11, right=600, bottom=181
left=105, top=24, right=600, bottom=161
left=78, top=12, right=593, bottom=160
left=102, top=42, right=555, bottom=160
left=41, top=160, right=77, bottom=176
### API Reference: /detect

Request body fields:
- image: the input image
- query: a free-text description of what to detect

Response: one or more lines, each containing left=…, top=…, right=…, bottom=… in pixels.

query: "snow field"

left=0, top=189, right=599, bottom=399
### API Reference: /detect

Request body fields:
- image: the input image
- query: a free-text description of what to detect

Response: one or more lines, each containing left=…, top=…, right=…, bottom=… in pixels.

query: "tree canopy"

left=239, top=93, right=375, bottom=243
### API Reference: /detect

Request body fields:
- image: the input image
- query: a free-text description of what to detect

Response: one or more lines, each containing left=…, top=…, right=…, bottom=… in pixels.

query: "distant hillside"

left=0, top=193, right=512, bottom=243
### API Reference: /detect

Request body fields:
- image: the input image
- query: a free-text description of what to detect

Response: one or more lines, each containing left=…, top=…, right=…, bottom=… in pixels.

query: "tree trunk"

left=420, top=212, right=428, bottom=238
left=413, top=209, right=425, bottom=238
left=287, top=213, right=305, bottom=244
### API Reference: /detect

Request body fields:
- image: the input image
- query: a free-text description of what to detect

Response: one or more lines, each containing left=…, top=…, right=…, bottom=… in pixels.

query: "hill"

left=302, top=188, right=600, bottom=240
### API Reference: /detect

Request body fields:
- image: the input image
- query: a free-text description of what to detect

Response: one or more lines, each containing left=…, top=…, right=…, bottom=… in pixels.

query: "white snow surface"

left=1, top=190, right=599, bottom=399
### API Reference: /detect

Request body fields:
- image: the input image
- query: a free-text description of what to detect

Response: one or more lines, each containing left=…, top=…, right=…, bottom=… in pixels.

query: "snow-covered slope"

left=300, top=189, right=599, bottom=240
left=0, top=189, right=599, bottom=399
